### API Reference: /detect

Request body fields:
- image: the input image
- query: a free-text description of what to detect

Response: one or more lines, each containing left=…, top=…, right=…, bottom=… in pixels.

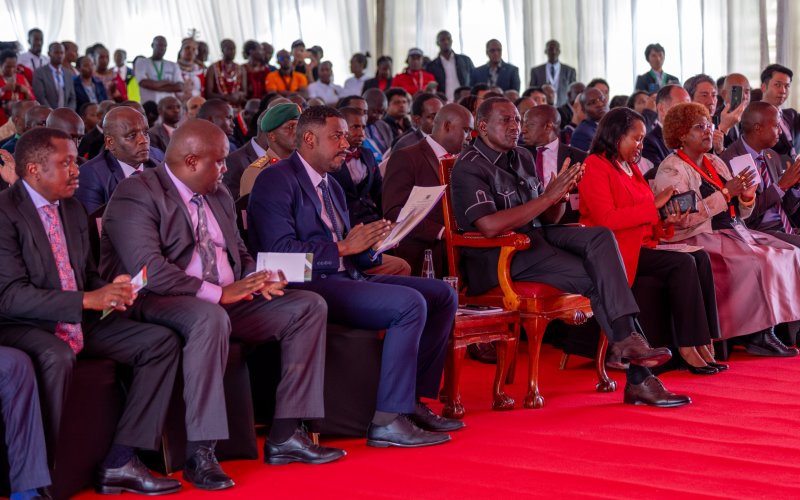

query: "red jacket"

left=392, top=69, right=435, bottom=96
left=578, top=153, right=672, bottom=285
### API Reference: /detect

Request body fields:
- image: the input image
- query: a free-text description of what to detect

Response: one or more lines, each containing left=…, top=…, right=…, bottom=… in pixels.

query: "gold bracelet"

left=739, top=195, right=756, bottom=207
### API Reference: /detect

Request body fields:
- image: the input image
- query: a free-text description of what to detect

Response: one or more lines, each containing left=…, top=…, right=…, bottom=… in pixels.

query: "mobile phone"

left=730, top=85, right=743, bottom=111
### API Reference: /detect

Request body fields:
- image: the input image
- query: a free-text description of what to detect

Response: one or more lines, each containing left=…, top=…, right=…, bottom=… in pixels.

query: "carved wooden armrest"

left=451, top=232, right=531, bottom=250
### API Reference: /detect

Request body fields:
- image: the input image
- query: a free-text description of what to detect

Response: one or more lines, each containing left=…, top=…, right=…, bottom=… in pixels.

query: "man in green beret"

left=236, top=101, right=302, bottom=197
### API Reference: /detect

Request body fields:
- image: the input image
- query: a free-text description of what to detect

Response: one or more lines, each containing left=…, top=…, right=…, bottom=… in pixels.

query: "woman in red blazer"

left=578, top=107, right=724, bottom=374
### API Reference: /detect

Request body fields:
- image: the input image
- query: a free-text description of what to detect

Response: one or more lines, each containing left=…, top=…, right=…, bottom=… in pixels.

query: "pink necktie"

left=40, top=205, right=84, bottom=353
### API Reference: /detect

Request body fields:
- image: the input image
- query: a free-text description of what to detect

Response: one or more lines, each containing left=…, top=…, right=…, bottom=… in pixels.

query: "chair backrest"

left=438, top=156, right=462, bottom=282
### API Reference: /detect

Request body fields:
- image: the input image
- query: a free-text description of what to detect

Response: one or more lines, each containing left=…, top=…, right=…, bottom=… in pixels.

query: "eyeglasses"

left=690, top=122, right=714, bottom=132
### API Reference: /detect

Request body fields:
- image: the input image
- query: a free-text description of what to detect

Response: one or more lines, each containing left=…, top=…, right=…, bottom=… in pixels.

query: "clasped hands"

left=543, top=157, right=584, bottom=205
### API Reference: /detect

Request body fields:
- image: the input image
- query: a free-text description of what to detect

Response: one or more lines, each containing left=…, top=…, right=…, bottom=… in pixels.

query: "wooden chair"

left=439, top=157, right=616, bottom=409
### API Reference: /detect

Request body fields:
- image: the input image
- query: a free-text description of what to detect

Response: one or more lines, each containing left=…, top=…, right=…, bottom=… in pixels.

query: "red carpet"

left=75, top=344, right=800, bottom=499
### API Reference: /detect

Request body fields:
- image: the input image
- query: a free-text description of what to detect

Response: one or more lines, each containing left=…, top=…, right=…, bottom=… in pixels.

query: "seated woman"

left=579, top=107, right=725, bottom=374
left=652, top=102, right=800, bottom=356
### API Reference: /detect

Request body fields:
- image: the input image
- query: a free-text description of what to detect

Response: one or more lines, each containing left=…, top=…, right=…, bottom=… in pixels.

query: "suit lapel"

left=13, top=183, right=63, bottom=290
left=291, top=153, right=324, bottom=219
left=155, top=165, right=194, bottom=239
left=419, top=140, right=441, bottom=180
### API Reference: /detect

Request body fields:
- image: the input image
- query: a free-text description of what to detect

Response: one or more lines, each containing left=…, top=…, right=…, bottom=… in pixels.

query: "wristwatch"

left=721, top=187, right=731, bottom=202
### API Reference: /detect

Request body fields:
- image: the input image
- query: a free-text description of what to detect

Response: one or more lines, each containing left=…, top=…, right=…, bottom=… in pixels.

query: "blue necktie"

left=319, top=179, right=361, bottom=279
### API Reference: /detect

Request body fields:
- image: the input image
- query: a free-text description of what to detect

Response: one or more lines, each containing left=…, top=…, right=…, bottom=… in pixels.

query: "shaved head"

left=741, top=100, right=778, bottom=134
left=524, top=104, right=560, bottom=127
left=165, top=119, right=229, bottom=195
left=432, top=103, right=472, bottom=132
left=431, top=103, right=474, bottom=155
left=102, top=106, right=144, bottom=136
left=46, top=108, right=85, bottom=145
left=24, top=106, right=52, bottom=132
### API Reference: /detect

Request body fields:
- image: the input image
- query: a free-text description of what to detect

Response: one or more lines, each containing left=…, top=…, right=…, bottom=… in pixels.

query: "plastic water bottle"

left=421, top=249, right=435, bottom=279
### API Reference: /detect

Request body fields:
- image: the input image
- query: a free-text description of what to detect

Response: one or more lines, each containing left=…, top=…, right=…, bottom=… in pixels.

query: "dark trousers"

left=132, top=289, right=327, bottom=442
left=511, top=226, right=639, bottom=342
left=634, top=248, right=720, bottom=346
left=0, top=314, right=180, bottom=460
left=295, top=273, right=457, bottom=414
left=0, top=347, right=50, bottom=492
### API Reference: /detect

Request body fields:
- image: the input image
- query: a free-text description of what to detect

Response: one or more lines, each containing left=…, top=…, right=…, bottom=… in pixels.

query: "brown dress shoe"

left=609, top=333, right=671, bottom=368
left=624, top=376, right=691, bottom=408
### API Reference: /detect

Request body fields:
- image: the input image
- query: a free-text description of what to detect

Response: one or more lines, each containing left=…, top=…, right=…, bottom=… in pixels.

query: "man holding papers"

left=248, top=106, right=461, bottom=449
left=101, top=119, right=343, bottom=491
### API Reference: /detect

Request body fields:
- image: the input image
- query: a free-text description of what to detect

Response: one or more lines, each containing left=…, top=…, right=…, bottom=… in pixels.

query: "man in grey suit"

left=529, top=40, right=577, bottom=107
left=31, top=43, right=76, bottom=110
left=100, top=119, right=343, bottom=491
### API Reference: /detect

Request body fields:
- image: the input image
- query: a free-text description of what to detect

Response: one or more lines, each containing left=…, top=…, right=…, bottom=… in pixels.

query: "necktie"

left=756, top=154, right=793, bottom=234
left=778, top=111, right=797, bottom=157
left=550, top=65, right=556, bottom=80
left=319, top=179, right=361, bottom=279
left=40, top=205, right=84, bottom=353
left=535, top=146, right=547, bottom=184
left=54, top=68, right=65, bottom=108
left=190, top=194, right=220, bottom=284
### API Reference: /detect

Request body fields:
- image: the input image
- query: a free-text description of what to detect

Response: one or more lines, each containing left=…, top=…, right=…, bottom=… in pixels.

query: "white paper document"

left=654, top=244, right=704, bottom=253
left=256, top=252, right=313, bottom=282
left=375, top=185, right=446, bottom=255
left=729, top=154, right=762, bottom=186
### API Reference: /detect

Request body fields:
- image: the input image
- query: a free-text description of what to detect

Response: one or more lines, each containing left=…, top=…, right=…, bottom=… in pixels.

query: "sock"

left=626, top=364, right=652, bottom=385
left=268, top=418, right=299, bottom=443
left=102, top=443, right=136, bottom=468
left=186, top=440, right=215, bottom=460
left=372, top=411, right=398, bottom=426
left=611, top=315, right=637, bottom=342
left=10, top=489, right=40, bottom=500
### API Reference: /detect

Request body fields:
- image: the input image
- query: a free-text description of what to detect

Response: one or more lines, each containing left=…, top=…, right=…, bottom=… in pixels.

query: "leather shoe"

left=183, top=446, right=234, bottom=491
left=36, top=486, right=53, bottom=499
left=367, top=415, right=451, bottom=448
left=624, top=376, right=692, bottom=408
left=95, top=455, right=181, bottom=495
left=265, top=428, right=346, bottom=465
left=686, top=363, right=718, bottom=375
left=745, top=329, right=799, bottom=357
left=708, top=361, right=729, bottom=371
left=608, top=333, right=672, bottom=369
left=406, top=402, right=465, bottom=432
left=467, top=342, right=497, bottom=364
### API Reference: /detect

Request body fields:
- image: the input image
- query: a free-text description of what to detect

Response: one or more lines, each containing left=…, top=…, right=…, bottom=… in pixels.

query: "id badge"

left=730, top=217, right=757, bottom=245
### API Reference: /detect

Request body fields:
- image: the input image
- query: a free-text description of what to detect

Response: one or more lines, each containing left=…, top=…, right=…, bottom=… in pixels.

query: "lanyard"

left=152, top=60, right=164, bottom=81
left=676, top=149, right=736, bottom=218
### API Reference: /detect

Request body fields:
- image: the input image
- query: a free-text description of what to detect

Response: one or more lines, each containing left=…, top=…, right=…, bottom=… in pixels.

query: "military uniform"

left=239, top=148, right=282, bottom=197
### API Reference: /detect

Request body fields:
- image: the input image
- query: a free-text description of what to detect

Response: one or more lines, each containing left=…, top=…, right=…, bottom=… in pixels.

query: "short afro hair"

left=14, top=128, right=72, bottom=179
left=662, top=102, right=710, bottom=149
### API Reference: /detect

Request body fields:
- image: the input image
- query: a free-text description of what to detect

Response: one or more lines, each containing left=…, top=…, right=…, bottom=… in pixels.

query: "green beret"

left=260, top=103, right=302, bottom=132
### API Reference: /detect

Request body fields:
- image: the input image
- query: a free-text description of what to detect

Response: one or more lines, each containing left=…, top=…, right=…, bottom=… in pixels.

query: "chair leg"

left=491, top=339, right=514, bottom=411
left=504, top=320, right=521, bottom=384
left=442, top=343, right=466, bottom=419
left=595, top=332, right=617, bottom=393
left=523, top=316, right=547, bottom=409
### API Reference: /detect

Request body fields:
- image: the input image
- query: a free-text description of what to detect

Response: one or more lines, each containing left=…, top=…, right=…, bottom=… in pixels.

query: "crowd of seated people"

left=3, top=24, right=800, bottom=498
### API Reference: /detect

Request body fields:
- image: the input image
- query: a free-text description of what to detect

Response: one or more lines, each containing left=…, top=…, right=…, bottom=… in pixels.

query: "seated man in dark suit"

left=634, top=43, right=679, bottom=93
left=101, top=119, right=343, bottom=491
left=451, top=98, right=688, bottom=407
left=75, top=106, right=159, bottom=214
left=223, top=108, right=269, bottom=199
left=2, top=106, right=52, bottom=155
left=77, top=100, right=115, bottom=159
left=248, top=106, right=462, bottom=448
left=45, top=108, right=85, bottom=156
left=641, top=84, right=690, bottom=170
left=470, top=40, right=520, bottom=93
left=520, top=105, right=586, bottom=223
left=147, top=96, right=181, bottom=153
left=760, top=64, right=800, bottom=163
left=569, top=87, right=607, bottom=152
left=384, top=103, right=473, bottom=276
left=390, top=92, right=443, bottom=154
left=0, top=128, right=182, bottom=495
left=1, top=346, right=51, bottom=499
left=197, top=98, right=241, bottom=151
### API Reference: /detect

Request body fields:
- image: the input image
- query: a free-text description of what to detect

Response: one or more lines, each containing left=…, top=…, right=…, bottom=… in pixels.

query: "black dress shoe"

left=183, top=446, right=234, bottom=491
left=367, top=415, right=451, bottom=448
left=609, top=333, right=672, bottom=368
left=624, top=376, right=692, bottom=408
left=708, top=361, right=729, bottom=371
left=265, top=428, right=346, bottom=465
left=467, top=342, right=497, bottom=364
left=95, top=455, right=181, bottom=495
left=36, top=486, right=53, bottom=499
left=745, top=329, right=799, bottom=357
left=685, top=363, right=719, bottom=375
left=406, top=402, right=465, bottom=432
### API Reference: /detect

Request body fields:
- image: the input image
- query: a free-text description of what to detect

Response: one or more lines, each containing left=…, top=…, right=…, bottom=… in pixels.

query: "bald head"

left=431, top=103, right=474, bottom=155
left=165, top=120, right=229, bottom=195
left=741, top=101, right=778, bottom=134
left=24, top=106, right=52, bottom=132
left=522, top=104, right=560, bottom=146
left=103, top=106, right=144, bottom=136
left=46, top=108, right=85, bottom=144
left=197, top=99, right=234, bottom=136
left=185, top=95, right=206, bottom=119
left=722, top=73, right=751, bottom=107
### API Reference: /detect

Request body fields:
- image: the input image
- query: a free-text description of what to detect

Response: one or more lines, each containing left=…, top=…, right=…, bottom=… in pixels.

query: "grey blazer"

left=529, top=63, right=577, bottom=107
left=31, top=64, right=77, bottom=110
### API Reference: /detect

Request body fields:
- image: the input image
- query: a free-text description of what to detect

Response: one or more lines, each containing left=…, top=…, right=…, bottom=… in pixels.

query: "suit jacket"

left=529, top=63, right=577, bottom=106
left=223, top=139, right=260, bottom=199
left=247, top=151, right=378, bottom=278
left=391, top=127, right=425, bottom=151
left=634, top=71, right=680, bottom=93
left=31, top=65, right=77, bottom=110
left=569, top=119, right=598, bottom=152
left=73, top=76, right=108, bottom=112
left=470, top=62, right=521, bottom=92
left=329, top=146, right=383, bottom=225
left=78, top=127, right=104, bottom=159
left=75, top=149, right=160, bottom=214
left=0, top=182, right=106, bottom=331
left=367, top=120, right=394, bottom=153
left=641, top=124, right=670, bottom=168
left=426, top=53, right=474, bottom=91
left=147, top=124, right=172, bottom=155
left=774, top=108, right=800, bottom=162
left=719, top=138, right=800, bottom=230
left=382, top=138, right=446, bottom=275
left=522, top=141, right=587, bottom=223
left=100, top=164, right=255, bottom=293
